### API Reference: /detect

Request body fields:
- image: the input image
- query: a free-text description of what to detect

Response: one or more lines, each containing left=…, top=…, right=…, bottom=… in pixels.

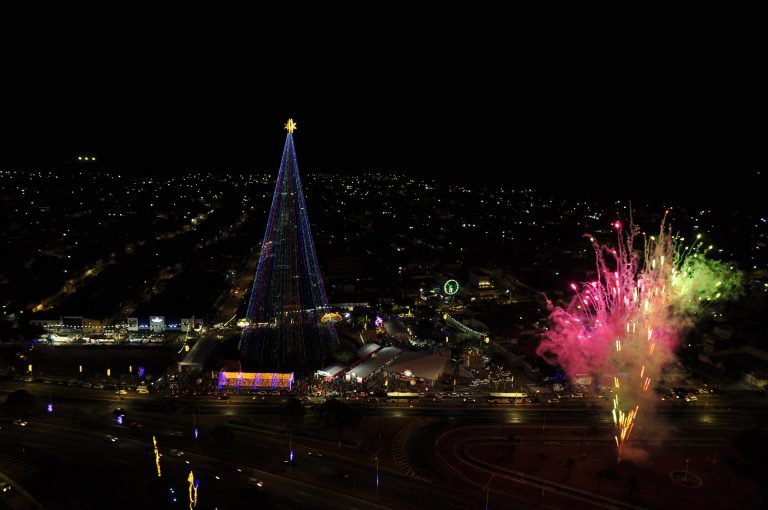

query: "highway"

left=0, top=416, right=398, bottom=510
left=1, top=380, right=767, bottom=509
left=4, top=380, right=766, bottom=429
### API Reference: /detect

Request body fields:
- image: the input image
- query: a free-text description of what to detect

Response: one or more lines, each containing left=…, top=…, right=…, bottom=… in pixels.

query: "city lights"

left=1, top=91, right=764, bottom=510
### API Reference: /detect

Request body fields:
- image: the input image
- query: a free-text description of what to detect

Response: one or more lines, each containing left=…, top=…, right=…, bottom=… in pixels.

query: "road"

left=1, top=380, right=767, bottom=509
left=0, top=417, right=395, bottom=510
left=4, top=380, right=768, bottom=433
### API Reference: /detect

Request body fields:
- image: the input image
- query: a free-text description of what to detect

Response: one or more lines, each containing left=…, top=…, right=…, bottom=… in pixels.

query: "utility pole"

left=483, top=473, right=494, bottom=510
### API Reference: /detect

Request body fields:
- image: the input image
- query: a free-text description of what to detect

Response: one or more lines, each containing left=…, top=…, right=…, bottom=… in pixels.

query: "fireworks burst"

left=538, top=212, right=741, bottom=458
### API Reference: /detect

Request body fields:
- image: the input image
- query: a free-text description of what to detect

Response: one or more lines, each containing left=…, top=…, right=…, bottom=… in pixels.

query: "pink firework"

left=537, top=212, right=740, bottom=457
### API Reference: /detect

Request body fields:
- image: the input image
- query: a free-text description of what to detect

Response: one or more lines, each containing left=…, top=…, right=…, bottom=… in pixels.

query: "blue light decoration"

left=375, top=315, right=384, bottom=328
left=238, top=121, right=338, bottom=375
left=138, top=366, right=145, bottom=378
left=290, top=450, right=294, bottom=462
left=117, top=415, right=123, bottom=425
left=194, top=428, right=198, bottom=439
left=47, top=403, right=53, bottom=413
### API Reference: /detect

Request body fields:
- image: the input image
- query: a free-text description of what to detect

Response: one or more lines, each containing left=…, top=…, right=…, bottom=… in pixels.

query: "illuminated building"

left=126, top=315, right=195, bottom=332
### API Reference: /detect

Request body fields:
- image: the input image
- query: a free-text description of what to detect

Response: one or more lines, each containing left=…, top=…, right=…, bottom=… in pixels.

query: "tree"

left=17, top=323, right=45, bottom=341
left=596, top=467, right=618, bottom=493
left=415, top=318, right=434, bottom=339
left=626, top=476, right=639, bottom=498
left=280, top=397, right=306, bottom=431
left=505, top=434, right=519, bottom=458
left=5, top=390, right=38, bottom=416
left=490, top=352, right=509, bottom=369
left=732, top=427, right=765, bottom=465
left=314, top=398, right=359, bottom=439
left=564, top=457, right=577, bottom=479
left=333, top=349, right=354, bottom=364
left=208, top=425, right=235, bottom=448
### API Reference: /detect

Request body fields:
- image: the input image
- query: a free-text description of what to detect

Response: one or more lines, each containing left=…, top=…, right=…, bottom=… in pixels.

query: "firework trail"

left=537, top=212, right=741, bottom=458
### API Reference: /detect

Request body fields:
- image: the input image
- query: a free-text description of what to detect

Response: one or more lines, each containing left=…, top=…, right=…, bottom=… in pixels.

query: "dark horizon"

left=1, top=32, right=764, bottom=207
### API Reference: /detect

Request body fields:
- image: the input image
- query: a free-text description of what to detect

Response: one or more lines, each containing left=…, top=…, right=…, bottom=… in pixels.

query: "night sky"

left=1, top=27, right=764, bottom=207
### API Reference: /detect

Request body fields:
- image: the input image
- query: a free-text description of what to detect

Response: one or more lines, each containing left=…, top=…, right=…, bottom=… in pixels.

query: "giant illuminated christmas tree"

left=238, top=119, right=337, bottom=374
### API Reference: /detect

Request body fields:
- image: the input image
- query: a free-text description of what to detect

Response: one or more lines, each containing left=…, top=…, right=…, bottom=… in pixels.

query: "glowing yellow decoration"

left=188, top=470, right=197, bottom=509
left=284, top=118, right=297, bottom=134
left=28, top=364, right=32, bottom=373
left=79, top=365, right=83, bottom=373
left=107, top=368, right=111, bottom=377
left=153, top=435, right=162, bottom=477
left=219, top=371, right=293, bottom=389
left=320, top=312, right=343, bottom=323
